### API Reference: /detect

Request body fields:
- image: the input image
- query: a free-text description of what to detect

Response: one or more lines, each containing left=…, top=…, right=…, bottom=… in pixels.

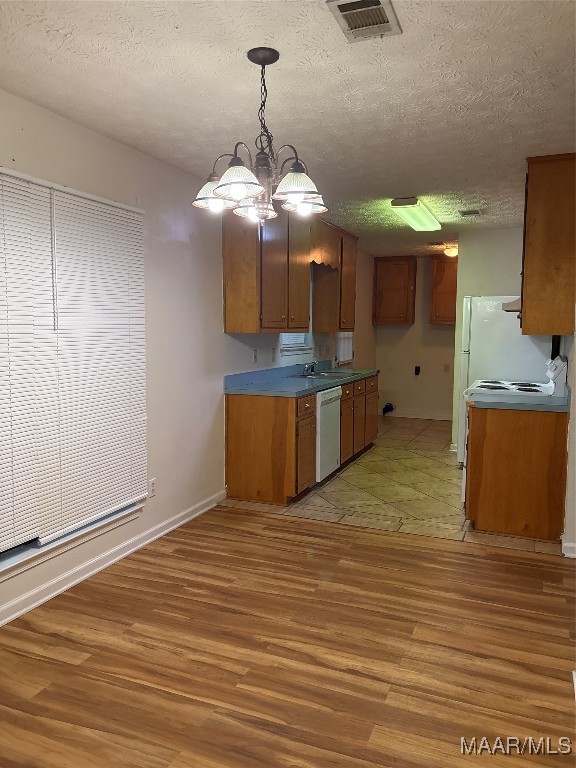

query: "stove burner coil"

left=478, top=384, right=508, bottom=390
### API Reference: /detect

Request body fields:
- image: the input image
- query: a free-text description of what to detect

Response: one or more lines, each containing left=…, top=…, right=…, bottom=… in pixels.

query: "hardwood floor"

left=0, top=505, right=574, bottom=767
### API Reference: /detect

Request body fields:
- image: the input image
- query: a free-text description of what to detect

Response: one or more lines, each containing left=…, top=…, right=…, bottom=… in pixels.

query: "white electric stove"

left=465, top=356, right=568, bottom=401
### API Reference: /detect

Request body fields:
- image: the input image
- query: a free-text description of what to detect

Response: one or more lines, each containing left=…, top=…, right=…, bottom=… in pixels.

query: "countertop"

left=467, top=388, right=570, bottom=413
left=224, top=362, right=379, bottom=398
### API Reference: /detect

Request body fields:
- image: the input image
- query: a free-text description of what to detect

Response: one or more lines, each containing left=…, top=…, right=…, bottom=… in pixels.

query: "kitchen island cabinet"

left=465, top=405, right=568, bottom=540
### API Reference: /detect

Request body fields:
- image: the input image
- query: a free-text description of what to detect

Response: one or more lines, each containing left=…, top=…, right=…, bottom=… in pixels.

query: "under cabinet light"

left=390, top=197, right=441, bottom=231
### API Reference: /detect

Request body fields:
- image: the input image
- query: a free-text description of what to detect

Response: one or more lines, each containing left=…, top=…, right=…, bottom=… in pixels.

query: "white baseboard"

left=561, top=536, right=576, bottom=558
left=0, top=489, right=226, bottom=626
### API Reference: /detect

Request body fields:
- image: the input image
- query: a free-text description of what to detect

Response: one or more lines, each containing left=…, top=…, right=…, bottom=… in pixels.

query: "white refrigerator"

left=456, top=296, right=552, bottom=461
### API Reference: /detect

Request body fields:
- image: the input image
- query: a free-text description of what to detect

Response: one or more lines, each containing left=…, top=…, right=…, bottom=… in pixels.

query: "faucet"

left=303, top=360, right=319, bottom=376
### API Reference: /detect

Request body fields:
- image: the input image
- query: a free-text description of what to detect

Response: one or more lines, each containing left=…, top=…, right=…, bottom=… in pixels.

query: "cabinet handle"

left=305, top=403, right=310, bottom=409
left=281, top=315, right=286, bottom=320
left=291, top=315, right=295, bottom=321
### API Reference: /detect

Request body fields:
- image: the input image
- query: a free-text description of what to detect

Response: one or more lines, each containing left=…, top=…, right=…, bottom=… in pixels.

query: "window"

left=279, top=332, right=313, bottom=356
left=335, top=332, right=354, bottom=365
left=0, top=171, right=146, bottom=553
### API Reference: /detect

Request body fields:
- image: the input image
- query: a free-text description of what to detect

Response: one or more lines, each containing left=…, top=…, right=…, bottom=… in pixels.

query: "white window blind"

left=336, top=331, right=354, bottom=365
left=279, top=332, right=313, bottom=355
left=0, top=171, right=146, bottom=553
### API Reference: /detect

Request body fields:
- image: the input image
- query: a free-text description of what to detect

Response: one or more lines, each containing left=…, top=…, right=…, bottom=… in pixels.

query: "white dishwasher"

left=316, top=386, right=342, bottom=482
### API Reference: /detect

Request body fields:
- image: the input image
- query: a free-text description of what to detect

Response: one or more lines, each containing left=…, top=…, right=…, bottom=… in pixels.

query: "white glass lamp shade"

left=273, top=170, right=319, bottom=202
left=192, top=178, right=236, bottom=212
left=444, top=246, right=458, bottom=257
left=282, top=196, right=328, bottom=217
left=214, top=164, right=264, bottom=201
left=233, top=198, right=277, bottom=223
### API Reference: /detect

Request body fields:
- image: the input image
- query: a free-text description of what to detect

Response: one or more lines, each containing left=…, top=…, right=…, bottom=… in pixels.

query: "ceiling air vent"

left=459, top=209, right=482, bottom=217
left=327, top=0, right=402, bottom=43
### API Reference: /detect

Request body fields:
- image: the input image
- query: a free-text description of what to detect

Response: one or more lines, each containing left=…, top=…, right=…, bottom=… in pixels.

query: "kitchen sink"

left=294, top=371, right=353, bottom=380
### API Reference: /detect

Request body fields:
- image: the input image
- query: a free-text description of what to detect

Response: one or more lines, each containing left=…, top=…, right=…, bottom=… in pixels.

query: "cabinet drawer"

left=297, top=395, right=316, bottom=418
left=354, top=379, right=366, bottom=395
left=365, top=375, right=378, bottom=393
left=341, top=383, right=354, bottom=401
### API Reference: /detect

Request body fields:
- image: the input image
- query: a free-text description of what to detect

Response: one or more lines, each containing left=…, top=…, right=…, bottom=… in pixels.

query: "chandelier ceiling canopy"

left=192, top=47, right=325, bottom=224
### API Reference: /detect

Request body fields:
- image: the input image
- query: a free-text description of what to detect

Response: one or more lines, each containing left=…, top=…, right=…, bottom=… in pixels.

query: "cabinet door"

left=353, top=395, right=366, bottom=455
left=373, top=257, right=416, bottom=325
left=288, top=215, right=311, bottom=330
left=296, top=414, right=316, bottom=495
left=364, top=391, right=379, bottom=445
left=261, top=211, right=288, bottom=329
left=466, top=407, right=568, bottom=539
left=312, top=263, right=340, bottom=333
left=340, top=235, right=357, bottom=330
left=311, top=219, right=341, bottom=269
left=429, top=256, right=457, bottom=324
left=223, top=212, right=260, bottom=333
left=340, top=397, right=354, bottom=464
left=522, top=154, right=575, bottom=335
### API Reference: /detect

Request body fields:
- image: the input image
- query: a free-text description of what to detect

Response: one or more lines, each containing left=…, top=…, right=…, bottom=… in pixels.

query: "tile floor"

left=223, top=416, right=563, bottom=556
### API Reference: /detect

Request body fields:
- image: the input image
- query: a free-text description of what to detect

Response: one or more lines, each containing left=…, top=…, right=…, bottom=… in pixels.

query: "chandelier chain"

left=256, top=65, right=275, bottom=162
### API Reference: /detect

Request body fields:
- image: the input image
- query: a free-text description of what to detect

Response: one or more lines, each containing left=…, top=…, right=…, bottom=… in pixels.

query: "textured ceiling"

left=0, top=0, right=574, bottom=255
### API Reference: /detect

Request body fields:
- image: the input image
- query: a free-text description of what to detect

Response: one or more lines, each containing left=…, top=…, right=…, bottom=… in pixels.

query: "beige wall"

left=450, top=227, right=524, bottom=446
left=375, top=256, right=455, bottom=421
left=353, top=250, right=376, bottom=369
left=0, top=88, right=333, bottom=620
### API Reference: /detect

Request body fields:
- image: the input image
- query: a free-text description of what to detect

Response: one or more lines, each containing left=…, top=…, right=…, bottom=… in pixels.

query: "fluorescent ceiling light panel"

left=390, top=197, right=441, bottom=231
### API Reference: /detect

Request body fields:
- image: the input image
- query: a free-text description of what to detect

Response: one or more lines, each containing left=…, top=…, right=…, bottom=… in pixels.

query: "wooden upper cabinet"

left=223, top=212, right=261, bottom=333
left=429, top=255, right=457, bottom=324
left=312, top=263, right=340, bottom=333
left=373, top=256, right=417, bottom=325
left=311, top=219, right=358, bottom=333
left=260, top=211, right=288, bottom=329
left=311, top=218, right=341, bottom=269
left=521, top=154, right=575, bottom=335
left=223, top=210, right=357, bottom=334
left=287, top=216, right=311, bottom=330
left=340, top=235, right=357, bottom=330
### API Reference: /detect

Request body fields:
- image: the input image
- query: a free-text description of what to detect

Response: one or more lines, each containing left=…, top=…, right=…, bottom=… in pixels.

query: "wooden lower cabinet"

left=465, top=406, right=568, bottom=540
left=353, top=395, right=366, bottom=455
left=365, top=391, right=379, bottom=445
left=226, top=394, right=316, bottom=505
left=226, top=374, right=379, bottom=504
left=296, top=415, right=316, bottom=495
left=340, top=396, right=354, bottom=464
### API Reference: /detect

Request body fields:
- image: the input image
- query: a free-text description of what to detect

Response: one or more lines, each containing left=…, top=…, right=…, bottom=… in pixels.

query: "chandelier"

left=192, top=47, right=326, bottom=224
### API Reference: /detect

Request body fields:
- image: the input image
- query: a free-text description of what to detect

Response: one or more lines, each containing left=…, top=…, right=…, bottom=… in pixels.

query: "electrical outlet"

left=253, top=349, right=258, bottom=364
left=148, top=478, right=157, bottom=497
